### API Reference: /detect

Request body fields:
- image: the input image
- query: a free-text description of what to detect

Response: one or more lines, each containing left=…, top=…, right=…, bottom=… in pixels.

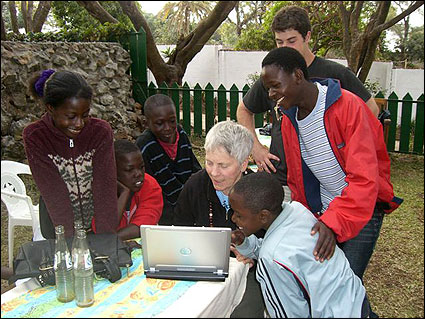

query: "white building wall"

left=147, top=45, right=423, bottom=103
left=390, top=69, right=424, bottom=100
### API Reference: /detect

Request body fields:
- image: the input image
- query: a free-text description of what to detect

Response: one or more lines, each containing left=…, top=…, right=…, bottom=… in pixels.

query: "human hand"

left=230, top=245, right=254, bottom=268
left=251, top=143, right=279, bottom=173
left=311, top=221, right=336, bottom=262
left=231, top=229, right=246, bottom=246
left=117, top=180, right=130, bottom=196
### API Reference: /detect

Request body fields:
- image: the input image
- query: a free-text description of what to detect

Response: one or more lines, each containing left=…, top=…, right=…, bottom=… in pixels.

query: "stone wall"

left=1, top=41, right=144, bottom=162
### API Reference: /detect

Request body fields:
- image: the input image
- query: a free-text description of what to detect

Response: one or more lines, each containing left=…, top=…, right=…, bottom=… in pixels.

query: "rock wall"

left=1, top=41, right=145, bottom=162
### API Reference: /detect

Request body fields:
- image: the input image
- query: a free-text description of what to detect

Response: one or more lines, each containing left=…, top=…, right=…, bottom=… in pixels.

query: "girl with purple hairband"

left=24, top=69, right=119, bottom=238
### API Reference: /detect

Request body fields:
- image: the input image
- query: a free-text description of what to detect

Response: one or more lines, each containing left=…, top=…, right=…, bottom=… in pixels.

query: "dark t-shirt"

left=243, top=56, right=372, bottom=186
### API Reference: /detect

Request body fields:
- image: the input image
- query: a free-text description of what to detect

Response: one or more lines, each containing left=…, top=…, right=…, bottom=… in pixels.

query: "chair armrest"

left=1, top=189, right=30, bottom=200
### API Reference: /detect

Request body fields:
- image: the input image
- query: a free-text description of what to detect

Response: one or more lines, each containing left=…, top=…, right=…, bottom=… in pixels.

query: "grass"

left=1, top=142, right=424, bottom=317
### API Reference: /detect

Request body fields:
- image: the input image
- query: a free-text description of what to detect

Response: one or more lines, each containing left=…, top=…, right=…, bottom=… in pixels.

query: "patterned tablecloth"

left=1, top=249, right=197, bottom=318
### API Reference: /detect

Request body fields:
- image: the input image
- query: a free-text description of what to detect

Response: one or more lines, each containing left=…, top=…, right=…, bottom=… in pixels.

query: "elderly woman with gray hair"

left=174, top=120, right=266, bottom=318
left=174, top=120, right=254, bottom=228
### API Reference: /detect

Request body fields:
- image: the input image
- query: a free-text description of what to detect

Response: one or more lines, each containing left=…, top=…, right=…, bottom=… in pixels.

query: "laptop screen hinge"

left=149, top=267, right=157, bottom=273
left=216, top=269, right=223, bottom=276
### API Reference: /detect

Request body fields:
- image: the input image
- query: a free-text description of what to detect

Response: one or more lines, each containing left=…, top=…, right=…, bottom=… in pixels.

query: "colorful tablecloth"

left=1, top=249, right=196, bottom=318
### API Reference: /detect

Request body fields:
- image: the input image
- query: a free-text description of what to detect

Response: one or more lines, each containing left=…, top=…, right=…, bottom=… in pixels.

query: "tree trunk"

left=27, top=1, right=33, bottom=32
left=32, top=1, right=51, bottom=33
left=337, top=1, right=424, bottom=82
left=21, top=1, right=27, bottom=32
left=117, top=1, right=237, bottom=85
left=118, top=1, right=179, bottom=85
left=1, top=2, right=6, bottom=40
left=168, top=1, right=238, bottom=83
left=77, top=1, right=119, bottom=24
left=8, top=1, right=19, bottom=34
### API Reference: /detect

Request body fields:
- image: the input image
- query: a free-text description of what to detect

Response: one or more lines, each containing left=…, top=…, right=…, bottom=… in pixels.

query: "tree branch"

left=372, top=1, right=424, bottom=36
left=76, top=1, right=119, bottom=24
left=174, top=1, right=237, bottom=69
left=118, top=1, right=177, bottom=84
left=33, top=1, right=51, bottom=33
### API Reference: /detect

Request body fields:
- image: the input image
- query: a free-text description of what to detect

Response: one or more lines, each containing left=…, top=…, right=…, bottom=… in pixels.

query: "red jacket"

left=117, top=173, right=163, bottom=229
left=281, top=78, right=402, bottom=243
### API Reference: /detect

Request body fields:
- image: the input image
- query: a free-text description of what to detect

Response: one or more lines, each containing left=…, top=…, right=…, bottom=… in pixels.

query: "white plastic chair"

left=1, top=160, right=44, bottom=268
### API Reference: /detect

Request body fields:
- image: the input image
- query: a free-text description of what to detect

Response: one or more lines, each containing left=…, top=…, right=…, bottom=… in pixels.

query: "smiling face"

left=146, top=103, right=177, bottom=144
left=205, top=146, right=248, bottom=196
left=116, top=151, right=145, bottom=193
left=229, top=191, right=265, bottom=237
left=47, top=97, right=91, bottom=139
left=261, top=64, right=302, bottom=111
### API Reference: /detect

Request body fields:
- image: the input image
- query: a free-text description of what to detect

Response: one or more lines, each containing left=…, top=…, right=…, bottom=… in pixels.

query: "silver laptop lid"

left=140, top=225, right=231, bottom=277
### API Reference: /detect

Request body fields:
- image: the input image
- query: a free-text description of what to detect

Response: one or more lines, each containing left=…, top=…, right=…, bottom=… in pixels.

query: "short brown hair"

left=271, top=6, right=311, bottom=39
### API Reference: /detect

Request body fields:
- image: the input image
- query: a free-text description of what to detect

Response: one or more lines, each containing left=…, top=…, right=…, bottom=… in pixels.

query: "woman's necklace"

left=209, top=202, right=214, bottom=227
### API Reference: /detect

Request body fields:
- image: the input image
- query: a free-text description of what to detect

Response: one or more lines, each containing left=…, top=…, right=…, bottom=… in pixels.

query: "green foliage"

left=405, top=26, right=424, bottom=62
left=235, top=1, right=343, bottom=55
left=5, top=22, right=131, bottom=43
left=246, top=72, right=260, bottom=87
left=235, top=27, right=275, bottom=51
left=48, top=1, right=132, bottom=43
left=161, top=47, right=176, bottom=61
left=364, top=79, right=387, bottom=97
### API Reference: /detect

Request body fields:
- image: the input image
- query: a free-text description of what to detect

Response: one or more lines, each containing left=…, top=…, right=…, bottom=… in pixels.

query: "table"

left=1, top=249, right=248, bottom=318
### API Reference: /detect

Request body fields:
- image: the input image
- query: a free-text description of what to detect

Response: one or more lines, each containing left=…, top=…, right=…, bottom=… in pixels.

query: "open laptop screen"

left=140, top=225, right=231, bottom=281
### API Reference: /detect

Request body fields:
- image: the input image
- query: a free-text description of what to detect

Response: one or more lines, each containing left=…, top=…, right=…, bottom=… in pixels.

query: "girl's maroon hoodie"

left=23, top=113, right=118, bottom=237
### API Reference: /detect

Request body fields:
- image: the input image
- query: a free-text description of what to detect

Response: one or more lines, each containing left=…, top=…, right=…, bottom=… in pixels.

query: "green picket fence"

left=126, top=28, right=423, bottom=155
left=137, top=82, right=424, bottom=155
left=133, top=81, right=267, bottom=136
left=385, top=92, right=424, bottom=155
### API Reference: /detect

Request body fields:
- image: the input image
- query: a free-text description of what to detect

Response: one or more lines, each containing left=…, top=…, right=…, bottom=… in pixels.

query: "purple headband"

left=34, top=69, right=55, bottom=97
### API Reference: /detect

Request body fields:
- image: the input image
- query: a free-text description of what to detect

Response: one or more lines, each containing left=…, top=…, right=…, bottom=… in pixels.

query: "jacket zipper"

left=69, top=138, right=85, bottom=228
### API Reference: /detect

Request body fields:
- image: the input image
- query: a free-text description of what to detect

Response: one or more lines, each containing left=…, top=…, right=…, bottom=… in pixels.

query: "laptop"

left=140, top=225, right=231, bottom=281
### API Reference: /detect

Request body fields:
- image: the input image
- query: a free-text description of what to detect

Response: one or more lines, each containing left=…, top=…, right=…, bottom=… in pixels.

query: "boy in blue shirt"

left=229, top=172, right=370, bottom=318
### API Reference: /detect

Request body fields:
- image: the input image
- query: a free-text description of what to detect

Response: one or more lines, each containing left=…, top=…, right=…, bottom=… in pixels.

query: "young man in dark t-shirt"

left=237, top=6, right=379, bottom=190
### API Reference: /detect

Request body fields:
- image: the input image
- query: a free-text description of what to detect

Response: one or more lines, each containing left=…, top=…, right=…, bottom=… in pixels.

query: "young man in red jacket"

left=260, top=47, right=402, bottom=283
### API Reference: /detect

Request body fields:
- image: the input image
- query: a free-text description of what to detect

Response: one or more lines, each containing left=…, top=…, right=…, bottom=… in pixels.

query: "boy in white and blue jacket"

left=229, top=172, right=370, bottom=318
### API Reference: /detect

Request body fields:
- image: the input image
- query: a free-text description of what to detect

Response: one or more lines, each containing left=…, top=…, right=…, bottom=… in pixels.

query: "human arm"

left=91, top=123, right=119, bottom=233
left=237, top=100, right=279, bottom=173
left=118, top=175, right=163, bottom=240
left=365, top=97, right=379, bottom=117
left=233, top=232, right=262, bottom=260
left=230, top=229, right=254, bottom=268
left=117, top=224, right=140, bottom=241
left=117, top=180, right=131, bottom=220
left=128, top=174, right=163, bottom=226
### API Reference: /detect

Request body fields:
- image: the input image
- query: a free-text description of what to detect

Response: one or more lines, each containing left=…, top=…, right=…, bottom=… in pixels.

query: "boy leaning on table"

left=229, top=172, right=370, bottom=318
